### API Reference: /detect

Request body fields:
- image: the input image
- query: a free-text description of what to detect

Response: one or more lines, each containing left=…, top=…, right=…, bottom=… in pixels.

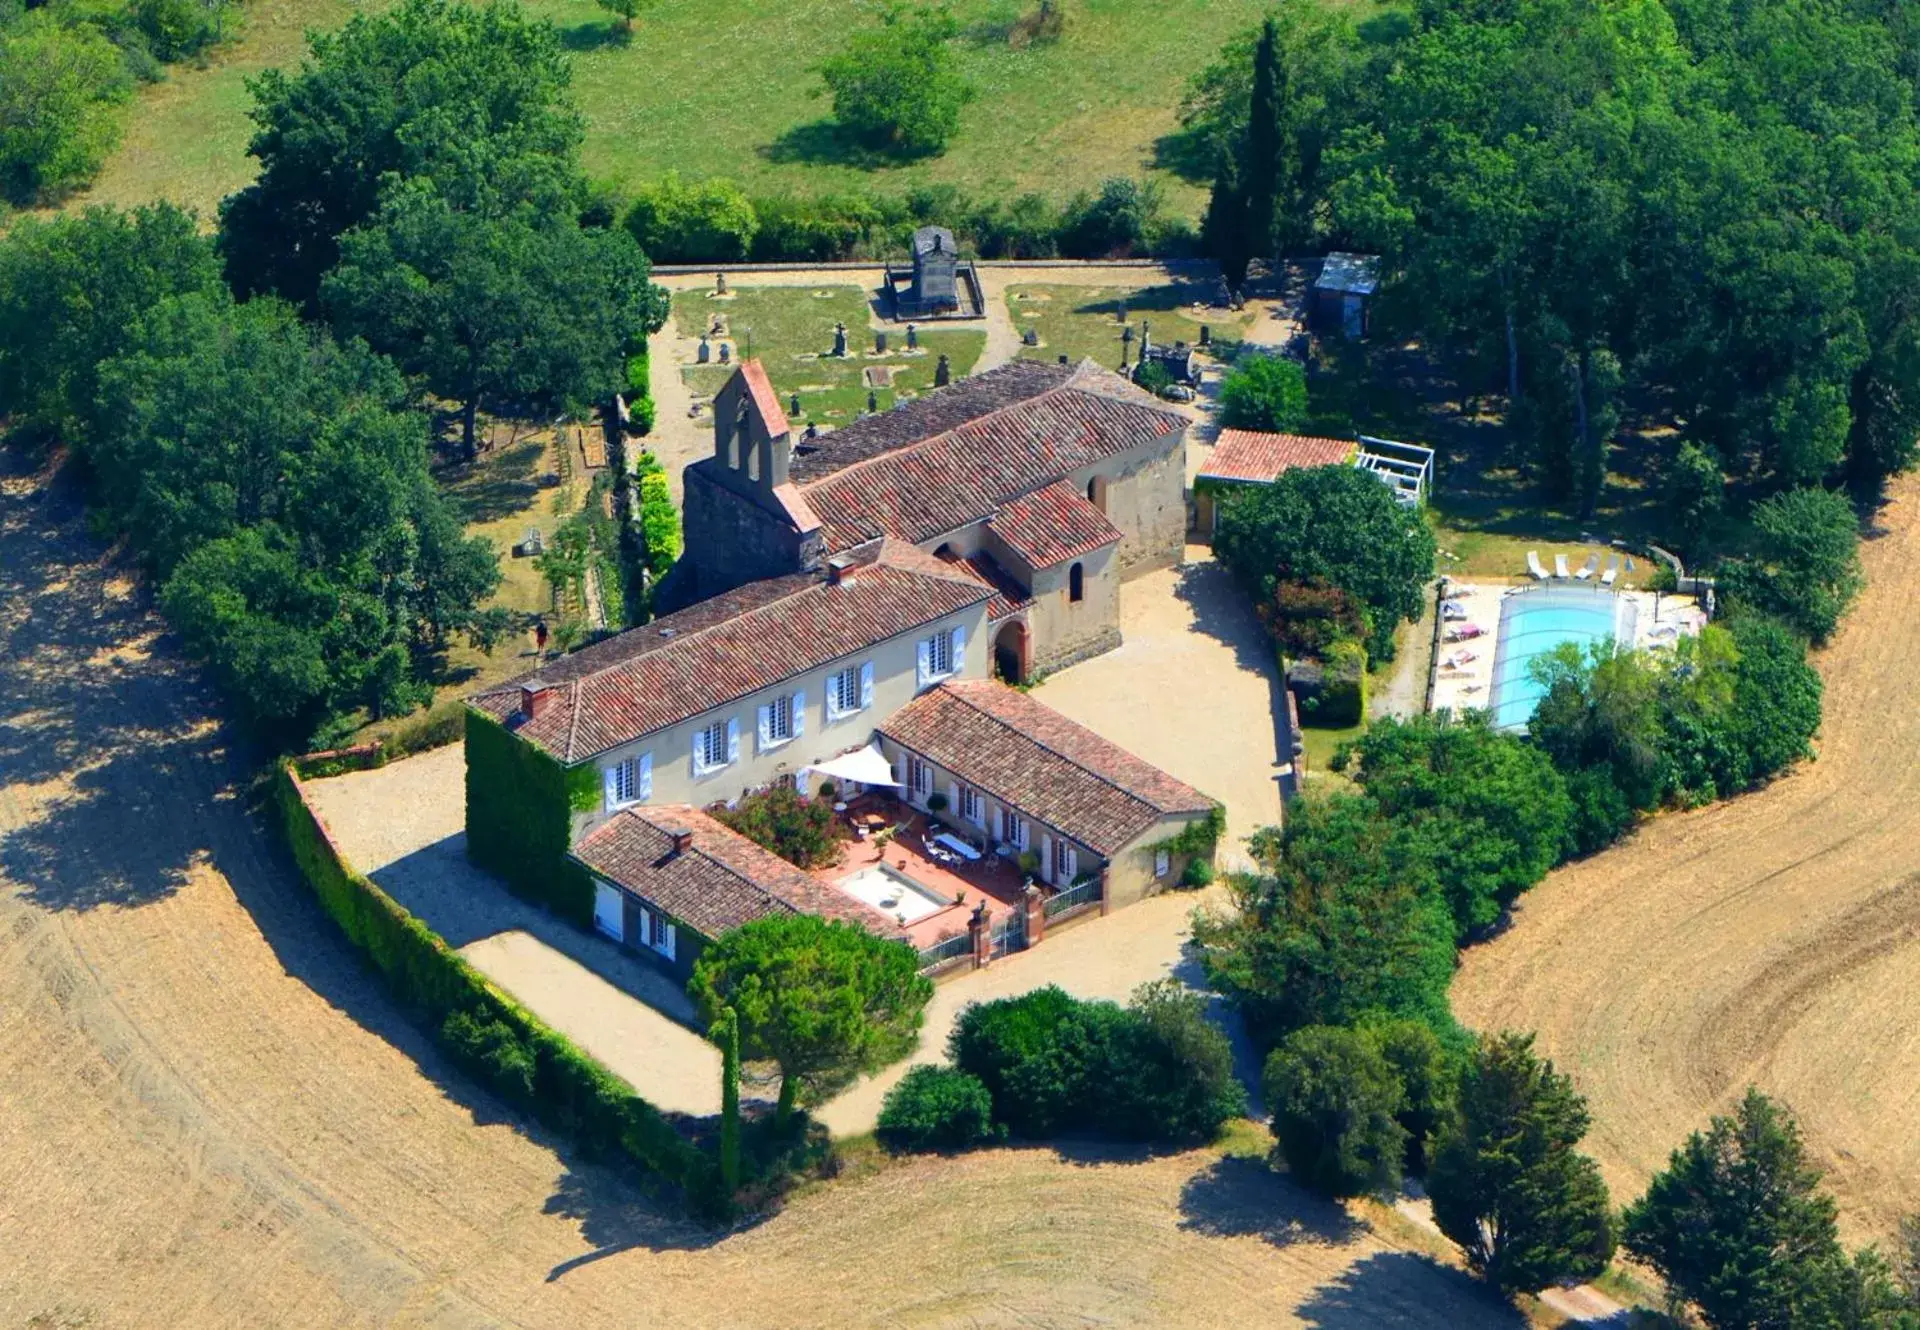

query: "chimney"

left=520, top=680, right=555, bottom=720
left=672, top=829, right=694, bottom=855
left=827, top=554, right=860, bottom=586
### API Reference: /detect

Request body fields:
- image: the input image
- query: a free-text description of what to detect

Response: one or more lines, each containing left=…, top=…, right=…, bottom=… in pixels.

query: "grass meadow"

left=76, top=0, right=1380, bottom=222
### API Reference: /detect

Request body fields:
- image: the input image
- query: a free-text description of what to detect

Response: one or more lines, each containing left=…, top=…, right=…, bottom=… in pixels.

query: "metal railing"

left=917, top=932, right=971, bottom=972
left=1043, top=877, right=1101, bottom=921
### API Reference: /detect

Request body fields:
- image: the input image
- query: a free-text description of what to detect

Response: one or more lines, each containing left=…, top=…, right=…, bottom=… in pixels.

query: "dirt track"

left=0, top=453, right=1519, bottom=1327
left=1455, top=472, right=1920, bottom=1243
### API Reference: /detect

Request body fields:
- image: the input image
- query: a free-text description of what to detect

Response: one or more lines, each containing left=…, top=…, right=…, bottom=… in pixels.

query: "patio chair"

left=1600, top=556, right=1619, bottom=587
left=1554, top=553, right=1571, bottom=578
left=1575, top=553, right=1599, bottom=580
left=1527, top=550, right=1550, bottom=580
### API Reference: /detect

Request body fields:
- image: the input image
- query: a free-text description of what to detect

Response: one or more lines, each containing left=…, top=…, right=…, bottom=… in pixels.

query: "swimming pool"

left=1487, top=587, right=1637, bottom=731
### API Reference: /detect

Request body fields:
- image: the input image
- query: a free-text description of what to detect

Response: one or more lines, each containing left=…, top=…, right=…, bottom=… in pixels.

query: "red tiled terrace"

left=812, top=795, right=1030, bottom=949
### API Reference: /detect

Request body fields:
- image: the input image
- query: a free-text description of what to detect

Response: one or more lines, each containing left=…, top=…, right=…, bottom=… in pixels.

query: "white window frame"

left=827, top=663, right=867, bottom=720
left=1054, top=837, right=1077, bottom=883
left=694, top=720, right=734, bottom=774
left=761, top=694, right=794, bottom=748
left=959, top=785, right=984, bottom=827
left=605, top=752, right=652, bottom=810
left=917, top=625, right=966, bottom=687
left=908, top=756, right=934, bottom=802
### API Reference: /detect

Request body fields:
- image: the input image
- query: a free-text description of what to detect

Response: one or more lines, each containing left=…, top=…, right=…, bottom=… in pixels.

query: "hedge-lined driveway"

left=302, top=745, right=724, bottom=1117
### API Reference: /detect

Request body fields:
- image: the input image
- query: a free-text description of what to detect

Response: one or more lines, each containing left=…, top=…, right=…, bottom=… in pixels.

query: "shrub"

left=624, top=173, right=759, bottom=263
left=0, top=15, right=132, bottom=205
left=1105, top=980, right=1245, bottom=1143
left=1058, top=177, right=1162, bottom=258
left=1561, top=763, right=1634, bottom=856
left=1263, top=576, right=1367, bottom=658
left=1362, top=1015, right=1457, bottom=1175
left=442, top=1008, right=538, bottom=1107
left=878, top=1065, right=998, bottom=1150
left=1181, top=857, right=1215, bottom=887
left=1218, top=354, right=1309, bottom=433
left=926, top=791, right=949, bottom=812
left=1316, top=639, right=1367, bottom=726
left=817, top=7, right=974, bottom=158
left=710, top=783, right=846, bottom=869
left=950, top=985, right=1087, bottom=1137
left=1719, top=486, right=1862, bottom=644
left=1263, top=1024, right=1407, bottom=1198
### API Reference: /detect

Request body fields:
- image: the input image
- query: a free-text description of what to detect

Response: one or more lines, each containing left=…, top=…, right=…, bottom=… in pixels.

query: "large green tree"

left=816, top=6, right=974, bottom=159
left=0, top=203, right=219, bottom=441
left=1212, top=462, right=1436, bottom=659
left=1195, top=792, right=1457, bottom=1044
left=690, top=914, right=932, bottom=1124
left=1263, top=1024, right=1408, bottom=1199
left=1350, top=713, right=1573, bottom=937
left=1623, top=1088, right=1909, bottom=1330
left=92, top=292, right=498, bottom=737
left=0, top=14, right=131, bottom=205
left=1721, top=486, right=1863, bottom=644
left=1428, top=1031, right=1616, bottom=1296
left=218, top=0, right=583, bottom=307
left=323, top=178, right=667, bottom=453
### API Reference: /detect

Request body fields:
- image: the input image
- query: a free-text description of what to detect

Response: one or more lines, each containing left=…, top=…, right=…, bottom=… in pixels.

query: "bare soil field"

left=1455, top=471, right=1920, bottom=1244
left=0, top=449, right=1517, bottom=1327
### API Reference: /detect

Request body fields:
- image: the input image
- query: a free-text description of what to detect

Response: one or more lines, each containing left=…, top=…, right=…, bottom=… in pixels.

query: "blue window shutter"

left=639, top=752, right=653, bottom=801
left=951, top=624, right=967, bottom=670
left=691, top=730, right=704, bottom=773
left=726, top=717, right=740, bottom=763
left=602, top=765, right=620, bottom=811
left=792, top=690, right=806, bottom=738
left=757, top=703, right=772, bottom=750
left=859, top=661, right=874, bottom=708
left=917, top=637, right=931, bottom=686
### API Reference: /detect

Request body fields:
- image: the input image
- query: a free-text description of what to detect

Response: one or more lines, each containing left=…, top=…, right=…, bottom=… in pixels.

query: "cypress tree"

left=1242, top=17, right=1286, bottom=266
left=1203, top=149, right=1252, bottom=289
left=716, top=1005, right=741, bottom=1192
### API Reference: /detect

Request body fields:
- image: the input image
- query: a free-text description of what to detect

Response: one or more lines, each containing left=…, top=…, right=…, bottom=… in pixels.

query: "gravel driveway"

left=302, top=746, right=723, bottom=1116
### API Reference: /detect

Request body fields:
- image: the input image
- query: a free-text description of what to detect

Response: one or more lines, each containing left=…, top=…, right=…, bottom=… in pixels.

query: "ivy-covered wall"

left=465, top=709, right=599, bottom=927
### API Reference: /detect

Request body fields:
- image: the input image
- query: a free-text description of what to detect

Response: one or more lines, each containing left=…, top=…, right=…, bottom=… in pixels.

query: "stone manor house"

left=466, top=357, right=1214, bottom=982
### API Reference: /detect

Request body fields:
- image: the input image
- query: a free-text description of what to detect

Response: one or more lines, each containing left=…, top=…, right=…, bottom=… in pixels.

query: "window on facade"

left=612, top=756, right=641, bottom=805
left=1069, top=563, right=1085, bottom=602
left=959, top=785, right=983, bottom=825
left=829, top=665, right=861, bottom=717
left=928, top=628, right=954, bottom=676
left=766, top=693, right=794, bottom=743
left=695, top=721, right=729, bottom=771
left=650, top=910, right=672, bottom=952
left=1054, top=836, right=1077, bottom=882
left=1154, top=848, right=1171, bottom=878
left=909, top=757, right=933, bottom=798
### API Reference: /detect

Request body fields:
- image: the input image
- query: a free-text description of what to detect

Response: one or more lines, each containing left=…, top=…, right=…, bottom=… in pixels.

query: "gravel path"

left=303, top=746, right=721, bottom=1115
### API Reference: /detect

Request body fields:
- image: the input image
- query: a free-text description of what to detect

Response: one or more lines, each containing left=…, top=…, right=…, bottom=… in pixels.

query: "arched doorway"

left=993, top=619, right=1030, bottom=685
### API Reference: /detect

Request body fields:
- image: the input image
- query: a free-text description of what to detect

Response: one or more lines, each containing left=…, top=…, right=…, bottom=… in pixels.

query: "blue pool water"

left=1487, top=587, right=1635, bottom=731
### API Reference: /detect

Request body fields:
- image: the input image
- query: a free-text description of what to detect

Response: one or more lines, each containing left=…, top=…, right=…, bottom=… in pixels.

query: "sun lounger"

left=1554, top=553, right=1571, bottom=579
left=1600, top=555, right=1619, bottom=588
left=1527, top=550, right=1550, bottom=580
left=1575, top=553, right=1599, bottom=580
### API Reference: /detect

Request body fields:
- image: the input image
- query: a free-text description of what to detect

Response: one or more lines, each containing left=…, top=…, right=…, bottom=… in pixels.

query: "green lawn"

left=674, top=285, right=984, bottom=425
left=77, top=0, right=1376, bottom=222
left=1005, top=282, right=1256, bottom=370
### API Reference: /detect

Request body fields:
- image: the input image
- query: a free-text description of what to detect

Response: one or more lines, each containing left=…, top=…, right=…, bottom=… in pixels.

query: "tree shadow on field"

left=1151, top=125, right=1220, bottom=185
left=1177, top=1154, right=1365, bottom=1248
left=1296, top=1251, right=1526, bottom=1329
left=541, top=1166, right=728, bottom=1278
left=558, top=19, right=631, bottom=52
left=761, top=120, right=922, bottom=171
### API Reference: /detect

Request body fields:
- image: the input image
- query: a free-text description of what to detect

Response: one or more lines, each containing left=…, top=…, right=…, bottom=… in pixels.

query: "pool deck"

left=1430, top=577, right=1706, bottom=721
left=814, top=804, right=1028, bottom=949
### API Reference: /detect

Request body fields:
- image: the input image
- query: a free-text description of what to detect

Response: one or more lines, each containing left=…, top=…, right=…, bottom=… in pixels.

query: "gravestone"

left=789, top=392, right=801, bottom=418
left=1021, top=328, right=1038, bottom=346
left=906, top=323, right=918, bottom=350
left=832, top=322, right=848, bottom=357
left=875, top=330, right=888, bottom=354
left=1116, top=301, right=1127, bottom=323
left=718, top=342, right=731, bottom=364
left=934, top=353, right=951, bottom=386
left=1199, top=324, right=1211, bottom=346
left=867, top=389, right=878, bottom=413
left=1121, top=324, right=1134, bottom=346
left=709, top=312, right=728, bottom=338
left=804, top=422, right=819, bottom=439
left=715, top=271, right=728, bottom=296
left=697, top=337, right=711, bottom=364
left=1058, top=354, right=1069, bottom=366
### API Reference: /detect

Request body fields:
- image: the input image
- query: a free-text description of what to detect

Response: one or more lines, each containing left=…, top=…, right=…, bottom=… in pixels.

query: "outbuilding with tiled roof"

left=875, top=680, right=1217, bottom=910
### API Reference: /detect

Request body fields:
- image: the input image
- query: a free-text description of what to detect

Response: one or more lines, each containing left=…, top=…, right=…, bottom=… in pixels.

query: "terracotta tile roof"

left=469, top=540, right=990, bottom=764
left=1199, top=430, right=1356, bottom=484
left=877, top=680, right=1214, bottom=856
left=571, top=805, right=903, bottom=940
left=988, top=481, right=1122, bottom=568
left=940, top=550, right=1032, bottom=621
left=790, top=359, right=1186, bottom=553
left=740, top=359, right=790, bottom=437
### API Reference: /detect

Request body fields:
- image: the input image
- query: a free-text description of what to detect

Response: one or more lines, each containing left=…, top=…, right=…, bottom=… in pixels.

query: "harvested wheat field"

left=1455, top=471, right=1920, bottom=1244
left=0, top=450, right=1519, bottom=1328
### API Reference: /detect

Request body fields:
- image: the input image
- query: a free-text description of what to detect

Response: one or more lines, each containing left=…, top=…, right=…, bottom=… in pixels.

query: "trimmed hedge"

left=276, top=765, right=725, bottom=1213
left=464, top=710, right=598, bottom=926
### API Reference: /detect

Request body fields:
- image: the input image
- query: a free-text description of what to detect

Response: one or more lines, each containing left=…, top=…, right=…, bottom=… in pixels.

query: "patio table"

left=933, top=832, right=982, bottom=861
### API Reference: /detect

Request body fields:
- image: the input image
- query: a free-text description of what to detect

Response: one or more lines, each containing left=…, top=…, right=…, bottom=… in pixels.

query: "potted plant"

left=927, top=792, right=949, bottom=813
